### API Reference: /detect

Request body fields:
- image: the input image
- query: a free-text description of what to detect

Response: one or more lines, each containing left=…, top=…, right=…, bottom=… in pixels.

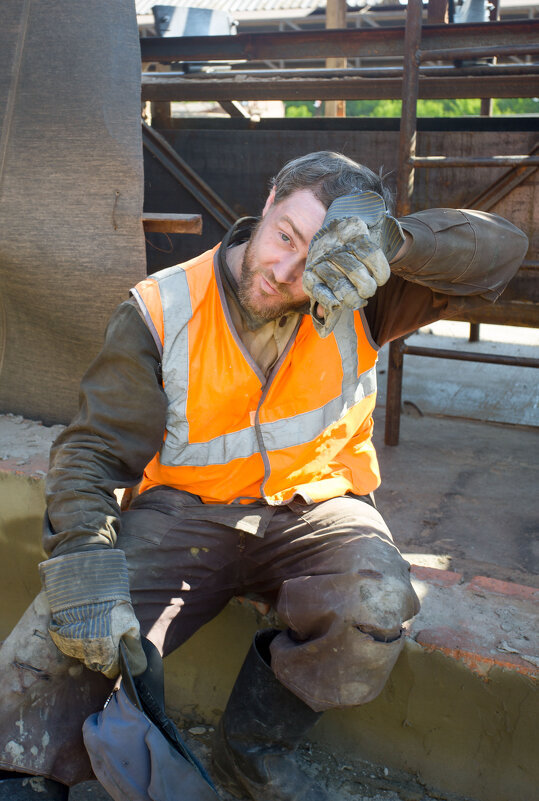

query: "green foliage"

left=285, top=97, right=539, bottom=118
left=285, top=101, right=320, bottom=117
left=493, top=97, right=539, bottom=114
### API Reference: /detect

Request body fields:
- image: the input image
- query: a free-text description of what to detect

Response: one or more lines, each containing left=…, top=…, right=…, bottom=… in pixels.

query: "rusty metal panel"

left=143, top=125, right=537, bottom=269
left=141, top=73, right=539, bottom=102
left=140, top=20, right=539, bottom=63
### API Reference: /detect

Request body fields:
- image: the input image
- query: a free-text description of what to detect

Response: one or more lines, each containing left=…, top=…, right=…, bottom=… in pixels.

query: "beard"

left=237, top=234, right=307, bottom=328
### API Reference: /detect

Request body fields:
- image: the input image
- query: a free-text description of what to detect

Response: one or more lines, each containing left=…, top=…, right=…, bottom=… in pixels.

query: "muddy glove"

left=39, top=548, right=147, bottom=679
left=303, top=190, right=405, bottom=337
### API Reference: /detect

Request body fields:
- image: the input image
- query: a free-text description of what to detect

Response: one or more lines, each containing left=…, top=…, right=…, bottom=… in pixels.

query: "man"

left=0, top=152, right=528, bottom=800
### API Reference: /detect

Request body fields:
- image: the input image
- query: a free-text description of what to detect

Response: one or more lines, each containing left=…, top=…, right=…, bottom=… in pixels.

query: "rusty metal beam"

left=141, top=73, right=539, bottom=101
left=384, top=338, right=405, bottom=447
left=465, top=143, right=539, bottom=210
left=142, top=213, right=202, bottom=234
left=449, top=304, right=539, bottom=328
left=139, top=20, right=539, bottom=64
left=147, top=64, right=539, bottom=80
left=419, top=42, right=539, bottom=61
left=400, top=344, right=539, bottom=369
left=397, top=0, right=422, bottom=216
left=386, top=0, right=423, bottom=446
left=428, top=0, right=449, bottom=24
left=411, top=156, right=539, bottom=167
left=218, top=100, right=250, bottom=118
left=142, top=122, right=237, bottom=230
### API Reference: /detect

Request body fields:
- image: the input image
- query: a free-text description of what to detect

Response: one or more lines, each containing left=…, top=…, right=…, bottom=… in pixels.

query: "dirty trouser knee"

left=0, top=592, right=112, bottom=785
left=265, top=496, right=420, bottom=712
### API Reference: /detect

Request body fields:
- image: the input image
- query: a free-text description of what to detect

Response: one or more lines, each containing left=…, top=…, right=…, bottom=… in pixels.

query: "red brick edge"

left=409, top=565, right=538, bottom=679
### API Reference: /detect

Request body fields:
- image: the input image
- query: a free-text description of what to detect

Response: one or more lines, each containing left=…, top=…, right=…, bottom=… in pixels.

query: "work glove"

left=303, top=190, right=405, bottom=337
left=39, top=548, right=147, bottom=679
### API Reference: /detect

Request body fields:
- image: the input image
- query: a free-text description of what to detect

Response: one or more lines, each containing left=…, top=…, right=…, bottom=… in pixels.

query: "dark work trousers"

left=0, top=487, right=419, bottom=786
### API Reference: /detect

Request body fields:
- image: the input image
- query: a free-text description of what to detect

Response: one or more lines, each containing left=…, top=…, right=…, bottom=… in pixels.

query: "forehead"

left=268, top=188, right=327, bottom=243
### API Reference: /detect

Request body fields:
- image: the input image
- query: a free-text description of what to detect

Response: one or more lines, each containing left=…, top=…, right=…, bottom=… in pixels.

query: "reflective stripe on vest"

left=132, top=248, right=380, bottom=503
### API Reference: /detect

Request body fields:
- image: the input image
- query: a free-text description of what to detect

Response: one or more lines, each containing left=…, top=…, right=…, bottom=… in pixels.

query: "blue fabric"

left=49, top=599, right=116, bottom=639
left=83, top=682, right=219, bottom=801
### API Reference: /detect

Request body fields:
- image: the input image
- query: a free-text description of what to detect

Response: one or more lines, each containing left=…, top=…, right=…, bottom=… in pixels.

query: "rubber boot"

left=212, top=629, right=330, bottom=801
left=0, top=772, right=68, bottom=799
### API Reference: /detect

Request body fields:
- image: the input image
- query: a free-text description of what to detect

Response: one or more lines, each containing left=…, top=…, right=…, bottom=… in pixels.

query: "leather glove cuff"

left=39, top=549, right=131, bottom=613
left=313, top=190, right=405, bottom=261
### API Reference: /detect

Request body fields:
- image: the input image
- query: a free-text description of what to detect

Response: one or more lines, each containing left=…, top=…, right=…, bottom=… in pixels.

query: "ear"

left=262, top=185, right=276, bottom=217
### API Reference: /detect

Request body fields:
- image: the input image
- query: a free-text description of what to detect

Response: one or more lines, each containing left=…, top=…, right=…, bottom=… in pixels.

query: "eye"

left=280, top=232, right=292, bottom=245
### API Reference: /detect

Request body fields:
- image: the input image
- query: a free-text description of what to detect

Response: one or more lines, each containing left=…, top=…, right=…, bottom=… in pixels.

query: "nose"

left=271, top=254, right=304, bottom=286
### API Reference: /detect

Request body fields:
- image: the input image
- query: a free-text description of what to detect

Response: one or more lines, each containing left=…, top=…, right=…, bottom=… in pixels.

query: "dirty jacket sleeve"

left=366, top=209, right=529, bottom=347
left=43, top=300, right=167, bottom=557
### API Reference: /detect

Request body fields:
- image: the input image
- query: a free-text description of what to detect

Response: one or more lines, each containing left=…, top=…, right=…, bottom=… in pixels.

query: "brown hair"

left=271, top=151, right=393, bottom=212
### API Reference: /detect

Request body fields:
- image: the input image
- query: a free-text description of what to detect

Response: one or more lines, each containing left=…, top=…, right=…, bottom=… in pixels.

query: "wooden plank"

left=142, top=213, right=202, bottom=233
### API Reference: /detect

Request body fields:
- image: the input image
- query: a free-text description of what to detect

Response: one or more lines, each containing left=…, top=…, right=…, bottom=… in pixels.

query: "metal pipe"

left=468, top=323, right=480, bottom=343
left=418, top=42, right=539, bottom=61
left=139, top=20, right=539, bottom=63
left=401, top=344, right=539, bottom=368
left=396, top=0, right=422, bottom=216
left=384, top=339, right=406, bottom=446
left=411, top=156, right=539, bottom=167
left=163, top=64, right=539, bottom=79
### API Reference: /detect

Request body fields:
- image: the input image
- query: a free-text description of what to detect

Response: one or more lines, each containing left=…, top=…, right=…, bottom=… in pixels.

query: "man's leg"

left=213, top=495, right=419, bottom=800
left=261, top=495, right=420, bottom=711
left=0, top=488, right=246, bottom=787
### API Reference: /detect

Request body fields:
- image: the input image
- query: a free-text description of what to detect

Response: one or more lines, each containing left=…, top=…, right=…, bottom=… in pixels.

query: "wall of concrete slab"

left=1, top=449, right=537, bottom=801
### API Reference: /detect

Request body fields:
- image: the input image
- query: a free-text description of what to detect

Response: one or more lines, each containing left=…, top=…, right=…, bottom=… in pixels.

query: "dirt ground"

left=70, top=722, right=431, bottom=801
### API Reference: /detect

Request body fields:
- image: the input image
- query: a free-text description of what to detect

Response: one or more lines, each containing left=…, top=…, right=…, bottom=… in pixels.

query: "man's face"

left=237, top=188, right=327, bottom=323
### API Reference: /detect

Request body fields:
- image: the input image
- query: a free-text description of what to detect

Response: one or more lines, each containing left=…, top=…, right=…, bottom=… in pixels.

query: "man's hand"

left=39, top=549, right=147, bottom=679
left=303, top=191, right=404, bottom=337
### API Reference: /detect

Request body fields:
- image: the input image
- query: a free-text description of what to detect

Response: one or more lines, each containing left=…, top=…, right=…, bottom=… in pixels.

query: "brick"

left=0, top=459, right=48, bottom=480
left=413, top=626, right=538, bottom=677
left=410, top=565, right=463, bottom=587
left=467, top=575, right=539, bottom=602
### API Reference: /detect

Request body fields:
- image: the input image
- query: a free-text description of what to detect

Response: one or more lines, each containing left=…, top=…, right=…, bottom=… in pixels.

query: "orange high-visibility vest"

left=131, top=245, right=381, bottom=505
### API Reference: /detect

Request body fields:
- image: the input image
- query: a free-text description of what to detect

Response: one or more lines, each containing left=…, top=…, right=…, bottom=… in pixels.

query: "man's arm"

left=393, top=209, right=527, bottom=300
left=43, top=300, right=167, bottom=557
left=38, top=300, right=166, bottom=677
left=366, top=209, right=529, bottom=347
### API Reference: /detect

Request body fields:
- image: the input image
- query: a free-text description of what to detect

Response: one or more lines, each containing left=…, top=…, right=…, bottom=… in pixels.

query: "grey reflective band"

left=165, top=424, right=259, bottom=467
left=151, top=267, right=376, bottom=469
left=130, top=286, right=163, bottom=359
left=256, top=309, right=376, bottom=466
left=259, top=366, right=376, bottom=453
left=158, top=267, right=193, bottom=465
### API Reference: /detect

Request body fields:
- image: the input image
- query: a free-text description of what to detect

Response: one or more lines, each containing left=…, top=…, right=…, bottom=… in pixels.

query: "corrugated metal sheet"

left=137, top=0, right=539, bottom=17
left=137, top=1, right=328, bottom=17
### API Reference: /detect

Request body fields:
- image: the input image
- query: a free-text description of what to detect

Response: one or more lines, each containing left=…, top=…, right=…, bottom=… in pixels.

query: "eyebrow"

left=279, top=214, right=308, bottom=245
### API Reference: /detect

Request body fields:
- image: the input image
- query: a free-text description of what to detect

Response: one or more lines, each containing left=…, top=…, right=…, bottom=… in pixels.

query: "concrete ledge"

left=1, top=417, right=537, bottom=801
left=407, top=565, right=538, bottom=678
